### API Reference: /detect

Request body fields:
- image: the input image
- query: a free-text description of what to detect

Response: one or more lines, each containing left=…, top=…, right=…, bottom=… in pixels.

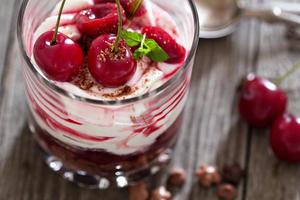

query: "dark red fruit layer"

left=34, top=113, right=183, bottom=176
left=270, top=114, right=300, bottom=163
left=238, top=74, right=287, bottom=128
left=33, top=31, right=84, bottom=81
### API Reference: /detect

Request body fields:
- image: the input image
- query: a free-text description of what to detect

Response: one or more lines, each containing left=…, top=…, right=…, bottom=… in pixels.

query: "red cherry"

left=33, top=31, right=83, bottom=82
left=75, top=3, right=126, bottom=37
left=88, top=34, right=137, bottom=87
left=141, top=26, right=186, bottom=64
left=270, top=114, right=300, bottom=163
left=93, top=0, right=146, bottom=17
left=238, top=74, right=287, bottom=128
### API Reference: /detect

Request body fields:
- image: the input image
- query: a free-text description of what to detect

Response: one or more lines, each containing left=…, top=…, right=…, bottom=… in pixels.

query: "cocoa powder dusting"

left=71, top=51, right=158, bottom=98
left=103, top=86, right=135, bottom=98
left=98, top=46, right=126, bottom=62
left=73, top=64, right=94, bottom=90
left=130, top=116, right=138, bottom=123
left=143, top=60, right=158, bottom=75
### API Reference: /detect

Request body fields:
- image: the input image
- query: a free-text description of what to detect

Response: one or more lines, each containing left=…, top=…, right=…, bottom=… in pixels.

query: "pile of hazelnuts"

left=128, top=163, right=244, bottom=200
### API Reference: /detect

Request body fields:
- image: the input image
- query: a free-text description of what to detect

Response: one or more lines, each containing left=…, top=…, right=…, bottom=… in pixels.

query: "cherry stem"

left=112, top=0, right=123, bottom=53
left=273, top=60, right=300, bottom=85
left=51, top=0, right=67, bottom=45
left=129, top=0, right=143, bottom=19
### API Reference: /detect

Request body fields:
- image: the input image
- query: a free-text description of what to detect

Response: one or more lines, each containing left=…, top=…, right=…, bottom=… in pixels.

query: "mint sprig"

left=121, top=30, right=169, bottom=62
left=120, top=30, right=143, bottom=47
left=144, top=39, right=169, bottom=62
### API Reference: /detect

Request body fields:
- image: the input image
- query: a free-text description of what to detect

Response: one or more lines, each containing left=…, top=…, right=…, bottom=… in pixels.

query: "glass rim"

left=17, top=0, right=200, bottom=106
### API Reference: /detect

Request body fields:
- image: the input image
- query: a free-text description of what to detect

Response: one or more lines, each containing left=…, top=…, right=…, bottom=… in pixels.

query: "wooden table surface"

left=1, top=0, right=300, bottom=199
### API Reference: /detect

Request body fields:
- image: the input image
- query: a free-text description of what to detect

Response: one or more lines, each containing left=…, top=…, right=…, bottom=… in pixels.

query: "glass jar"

left=17, top=0, right=199, bottom=188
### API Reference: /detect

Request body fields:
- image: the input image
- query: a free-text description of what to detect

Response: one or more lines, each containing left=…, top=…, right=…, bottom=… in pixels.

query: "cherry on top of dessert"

left=88, top=34, right=137, bottom=88
left=33, top=0, right=186, bottom=90
left=75, top=3, right=126, bottom=38
left=33, top=0, right=84, bottom=82
left=34, top=31, right=84, bottom=82
left=87, top=0, right=136, bottom=88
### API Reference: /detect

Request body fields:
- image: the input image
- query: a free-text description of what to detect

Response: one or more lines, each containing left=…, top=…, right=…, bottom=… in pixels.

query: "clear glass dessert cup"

left=17, top=0, right=199, bottom=189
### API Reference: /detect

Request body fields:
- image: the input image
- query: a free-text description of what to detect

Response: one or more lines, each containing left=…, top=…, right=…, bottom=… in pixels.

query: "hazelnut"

left=128, top=182, right=149, bottom=200
left=167, top=167, right=187, bottom=187
left=223, top=163, right=245, bottom=185
left=217, top=183, right=237, bottom=200
left=150, top=186, right=171, bottom=200
left=195, top=165, right=221, bottom=187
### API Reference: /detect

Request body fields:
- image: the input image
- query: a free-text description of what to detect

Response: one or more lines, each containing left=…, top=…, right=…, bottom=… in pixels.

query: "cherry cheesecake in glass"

left=17, top=0, right=199, bottom=188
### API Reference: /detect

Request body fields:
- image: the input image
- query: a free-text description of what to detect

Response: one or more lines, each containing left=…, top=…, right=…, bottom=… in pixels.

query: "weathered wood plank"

left=0, top=0, right=17, bottom=80
left=245, top=0, right=300, bottom=199
left=185, top=18, right=261, bottom=200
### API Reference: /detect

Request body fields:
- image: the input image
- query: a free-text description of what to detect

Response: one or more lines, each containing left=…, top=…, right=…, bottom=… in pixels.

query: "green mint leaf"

left=134, top=50, right=143, bottom=60
left=144, top=39, right=169, bottom=62
left=134, top=49, right=145, bottom=60
left=121, top=30, right=170, bottom=62
left=121, top=30, right=143, bottom=47
left=133, top=33, right=149, bottom=60
left=134, top=46, right=151, bottom=60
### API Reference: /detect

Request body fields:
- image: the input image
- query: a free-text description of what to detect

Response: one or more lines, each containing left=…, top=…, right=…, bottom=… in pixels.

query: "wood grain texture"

left=0, top=0, right=17, bottom=80
left=245, top=0, right=300, bottom=199
left=1, top=0, right=300, bottom=199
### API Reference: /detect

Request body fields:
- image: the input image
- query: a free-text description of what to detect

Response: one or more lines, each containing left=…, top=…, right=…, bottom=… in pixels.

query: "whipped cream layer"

left=27, top=0, right=189, bottom=155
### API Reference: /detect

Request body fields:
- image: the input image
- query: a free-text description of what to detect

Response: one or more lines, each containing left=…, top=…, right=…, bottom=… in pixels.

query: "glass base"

left=39, top=144, right=172, bottom=189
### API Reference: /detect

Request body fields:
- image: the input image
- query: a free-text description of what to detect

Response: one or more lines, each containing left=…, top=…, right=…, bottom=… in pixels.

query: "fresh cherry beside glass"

left=238, top=74, right=287, bottom=128
left=270, top=114, right=300, bottom=163
left=237, top=61, right=300, bottom=163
